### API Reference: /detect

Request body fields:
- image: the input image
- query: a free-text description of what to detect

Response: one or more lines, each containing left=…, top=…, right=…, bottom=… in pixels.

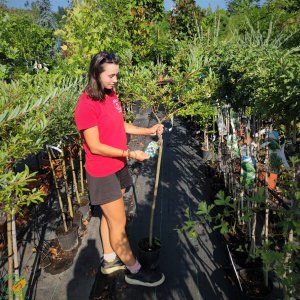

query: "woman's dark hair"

left=85, top=52, right=119, bottom=100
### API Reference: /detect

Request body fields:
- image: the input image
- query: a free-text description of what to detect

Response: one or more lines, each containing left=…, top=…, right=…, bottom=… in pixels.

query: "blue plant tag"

left=145, top=141, right=159, bottom=158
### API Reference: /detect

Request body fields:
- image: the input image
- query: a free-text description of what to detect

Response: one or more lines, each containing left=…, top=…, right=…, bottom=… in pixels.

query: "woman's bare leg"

left=100, top=188, right=126, bottom=255
left=100, top=215, right=114, bottom=254
left=101, top=196, right=135, bottom=266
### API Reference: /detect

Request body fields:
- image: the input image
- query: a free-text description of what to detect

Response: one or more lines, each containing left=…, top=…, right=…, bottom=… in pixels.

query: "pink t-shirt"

left=74, top=91, right=127, bottom=177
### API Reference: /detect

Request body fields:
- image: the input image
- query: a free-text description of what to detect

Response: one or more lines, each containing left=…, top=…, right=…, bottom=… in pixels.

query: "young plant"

left=126, top=47, right=219, bottom=248
left=0, top=80, right=52, bottom=299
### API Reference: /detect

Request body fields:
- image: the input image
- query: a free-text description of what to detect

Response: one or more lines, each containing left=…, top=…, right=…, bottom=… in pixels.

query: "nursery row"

left=1, top=1, right=299, bottom=298
left=182, top=106, right=299, bottom=299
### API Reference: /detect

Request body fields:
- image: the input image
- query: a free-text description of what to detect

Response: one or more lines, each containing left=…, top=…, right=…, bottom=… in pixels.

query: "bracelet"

left=121, top=150, right=125, bottom=157
left=127, top=149, right=130, bottom=159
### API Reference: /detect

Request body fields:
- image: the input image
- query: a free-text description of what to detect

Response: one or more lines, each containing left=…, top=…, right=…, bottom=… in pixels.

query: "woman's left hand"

left=149, top=124, right=164, bottom=136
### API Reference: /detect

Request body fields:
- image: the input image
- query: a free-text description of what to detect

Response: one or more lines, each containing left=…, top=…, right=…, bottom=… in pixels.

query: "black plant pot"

left=201, top=148, right=213, bottom=162
left=56, top=224, right=78, bottom=251
left=78, top=195, right=90, bottom=221
left=238, top=268, right=273, bottom=299
left=138, top=237, right=161, bottom=270
left=0, top=215, right=7, bottom=234
left=73, top=210, right=83, bottom=230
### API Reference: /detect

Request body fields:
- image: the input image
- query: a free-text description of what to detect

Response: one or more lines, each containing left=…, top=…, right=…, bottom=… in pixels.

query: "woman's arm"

left=83, top=126, right=149, bottom=161
left=124, top=122, right=163, bottom=136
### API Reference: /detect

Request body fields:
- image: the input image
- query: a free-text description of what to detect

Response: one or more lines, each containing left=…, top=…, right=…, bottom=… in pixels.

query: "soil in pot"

left=138, top=237, right=161, bottom=270
left=239, top=268, right=273, bottom=299
left=56, top=224, right=78, bottom=251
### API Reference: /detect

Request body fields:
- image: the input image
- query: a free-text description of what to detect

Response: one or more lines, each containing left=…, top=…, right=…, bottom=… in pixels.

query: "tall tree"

left=265, top=0, right=300, bottom=12
left=169, top=0, right=206, bottom=39
left=226, top=0, right=260, bottom=14
left=35, top=0, right=56, bottom=29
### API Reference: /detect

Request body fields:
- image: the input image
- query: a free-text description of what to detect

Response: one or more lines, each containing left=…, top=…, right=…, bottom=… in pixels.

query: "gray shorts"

left=86, top=165, right=133, bottom=206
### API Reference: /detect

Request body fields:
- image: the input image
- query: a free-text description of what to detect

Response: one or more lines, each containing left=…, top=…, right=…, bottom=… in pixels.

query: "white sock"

left=126, top=259, right=141, bottom=274
left=103, top=252, right=117, bottom=262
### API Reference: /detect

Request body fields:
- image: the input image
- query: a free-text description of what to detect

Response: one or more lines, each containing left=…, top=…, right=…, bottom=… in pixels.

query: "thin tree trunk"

left=11, top=209, right=21, bottom=300
left=6, top=213, right=13, bottom=300
left=149, top=135, right=163, bottom=248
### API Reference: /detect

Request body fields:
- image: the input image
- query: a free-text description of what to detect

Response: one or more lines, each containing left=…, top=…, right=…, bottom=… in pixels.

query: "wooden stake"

left=61, top=148, right=73, bottom=219
left=6, top=213, right=13, bottom=300
left=11, top=209, right=21, bottom=300
left=79, top=146, right=85, bottom=196
left=69, top=147, right=80, bottom=204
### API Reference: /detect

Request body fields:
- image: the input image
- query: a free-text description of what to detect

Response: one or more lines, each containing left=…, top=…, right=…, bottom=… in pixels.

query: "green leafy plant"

left=0, top=10, right=53, bottom=79
left=269, top=151, right=283, bottom=174
left=0, top=79, right=53, bottom=299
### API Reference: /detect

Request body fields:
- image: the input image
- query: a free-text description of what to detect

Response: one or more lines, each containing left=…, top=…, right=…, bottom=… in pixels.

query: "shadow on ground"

left=89, top=118, right=241, bottom=300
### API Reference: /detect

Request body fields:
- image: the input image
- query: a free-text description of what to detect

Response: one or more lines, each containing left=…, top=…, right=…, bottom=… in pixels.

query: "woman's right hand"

left=131, top=150, right=150, bottom=161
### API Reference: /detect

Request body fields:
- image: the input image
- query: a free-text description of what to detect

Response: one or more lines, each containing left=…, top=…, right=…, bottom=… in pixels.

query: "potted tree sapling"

left=44, top=78, right=85, bottom=251
left=125, top=48, right=219, bottom=268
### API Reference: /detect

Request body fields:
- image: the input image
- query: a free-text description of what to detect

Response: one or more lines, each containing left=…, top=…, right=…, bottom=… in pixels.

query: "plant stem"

left=149, top=135, right=163, bottom=248
left=7, top=213, right=13, bottom=300
left=11, top=209, right=21, bottom=300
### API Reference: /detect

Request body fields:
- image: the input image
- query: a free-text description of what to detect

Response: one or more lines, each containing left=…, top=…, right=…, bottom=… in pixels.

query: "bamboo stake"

left=249, top=200, right=257, bottom=258
left=47, top=148, right=68, bottom=232
left=61, top=148, right=74, bottom=219
left=6, top=213, right=13, bottom=300
left=212, top=112, right=216, bottom=163
left=149, top=135, right=163, bottom=248
left=11, top=209, right=21, bottom=300
left=240, top=189, right=245, bottom=226
left=246, top=118, right=250, bottom=156
left=79, top=146, right=85, bottom=196
left=264, top=129, right=270, bottom=288
left=292, top=116, right=297, bottom=145
left=69, top=147, right=81, bottom=205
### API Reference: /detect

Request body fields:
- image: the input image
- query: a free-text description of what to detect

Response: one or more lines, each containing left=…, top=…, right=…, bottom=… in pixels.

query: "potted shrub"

left=0, top=79, right=52, bottom=299
left=256, top=156, right=300, bottom=300
left=46, top=145, right=79, bottom=251
left=268, top=151, right=282, bottom=190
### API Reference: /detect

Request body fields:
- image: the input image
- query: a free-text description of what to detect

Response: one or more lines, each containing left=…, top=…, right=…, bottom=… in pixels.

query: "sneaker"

left=101, top=256, right=125, bottom=274
left=125, top=268, right=165, bottom=287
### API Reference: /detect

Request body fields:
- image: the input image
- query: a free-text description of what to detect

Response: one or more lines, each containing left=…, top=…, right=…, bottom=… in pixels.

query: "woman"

left=74, top=52, right=165, bottom=287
